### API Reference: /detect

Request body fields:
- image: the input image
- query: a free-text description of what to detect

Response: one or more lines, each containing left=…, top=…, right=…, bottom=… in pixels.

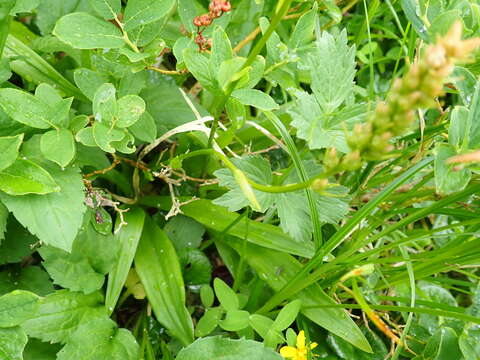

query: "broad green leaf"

left=225, top=239, right=372, bottom=353
left=163, top=198, right=315, bottom=257
left=23, top=338, right=62, bottom=360
left=69, top=115, right=89, bottom=134
left=111, top=131, right=135, bottom=154
left=214, top=278, right=239, bottom=311
left=0, top=266, right=54, bottom=296
left=75, top=127, right=97, bottom=147
left=116, top=95, right=146, bottom=128
left=400, top=0, right=429, bottom=40
left=231, top=89, right=279, bottom=111
left=428, top=10, right=461, bottom=38
left=0, top=217, right=36, bottom=265
left=200, top=285, right=214, bottom=308
left=106, top=207, right=145, bottom=314
left=0, top=290, right=39, bottom=327
left=53, top=12, right=125, bottom=49
left=22, top=290, right=107, bottom=343
left=123, top=0, right=176, bottom=31
left=288, top=92, right=367, bottom=152
left=164, top=215, right=205, bottom=250
left=0, top=159, right=60, bottom=195
left=0, top=59, right=11, bottom=85
left=195, top=307, right=222, bottom=337
left=176, top=336, right=283, bottom=360
left=179, top=248, right=212, bottom=286
left=134, top=216, right=194, bottom=346
left=218, top=310, right=250, bottom=332
left=214, top=156, right=350, bottom=243
left=74, top=68, right=110, bottom=101
left=34, top=83, right=62, bottom=107
left=10, top=0, right=40, bottom=14
left=93, top=122, right=124, bottom=153
left=423, top=327, right=462, bottom=360
left=93, top=83, right=117, bottom=125
left=0, top=162, right=86, bottom=252
left=177, top=0, right=204, bottom=33
left=0, top=326, right=28, bottom=360
left=40, top=210, right=119, bottom=294
left=183, top=48, right=218, bottom=92
left=459, top=323, right=480, bottom=359
left=56, top=318, right=139, bottom=360
left=434, top=144, right=471, bottom=195
left=307, top=29, right=356, bottom=113
left=0, top=88, right=51, bottom=129
left=0, top=133, right=23, bottom=171
left=40, top=129, right=75, bottom=167
left=89, top=0, right=121, bottom=20
left=449, top=106, right=469, bottom=149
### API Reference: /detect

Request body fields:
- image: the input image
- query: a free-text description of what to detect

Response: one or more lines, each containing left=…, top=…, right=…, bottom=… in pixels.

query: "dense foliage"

left=0, top=0, right=480, bottom=359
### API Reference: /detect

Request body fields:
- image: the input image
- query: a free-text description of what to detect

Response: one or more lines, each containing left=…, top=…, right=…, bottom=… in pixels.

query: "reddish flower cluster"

left=193, top=0, right=231, bottom=51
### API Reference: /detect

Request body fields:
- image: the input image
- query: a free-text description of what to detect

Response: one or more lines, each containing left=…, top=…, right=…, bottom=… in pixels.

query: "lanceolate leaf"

left=134, top=216, right=194, bottom=346
left=106, top=207, right=145, bottom=314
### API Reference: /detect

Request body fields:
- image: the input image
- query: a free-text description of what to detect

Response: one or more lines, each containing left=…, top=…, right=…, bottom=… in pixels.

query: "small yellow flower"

left=279, top=330, right=317, bottom=360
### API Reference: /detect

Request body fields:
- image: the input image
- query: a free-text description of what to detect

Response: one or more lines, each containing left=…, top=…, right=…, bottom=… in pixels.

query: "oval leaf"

left=0, top=133, right=23, bottom=171
left=53, top=12, right=125, bottom=49
left=231, top=89, right=279, bottom=111
left=40, top=129, right=75, bottom=167
left=0, top=89, right=51, bottom=129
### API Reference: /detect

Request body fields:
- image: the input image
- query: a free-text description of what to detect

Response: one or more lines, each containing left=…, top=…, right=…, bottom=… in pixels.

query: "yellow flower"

left=279, top=330, right=317, bottom=360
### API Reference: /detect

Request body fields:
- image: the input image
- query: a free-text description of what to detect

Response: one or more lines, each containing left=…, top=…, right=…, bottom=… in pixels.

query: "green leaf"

left=423, top=327, right=462, bottom=360
left=272, top=299, right=301, bottom=331
left=93, top=83, right=117, bottom=125
left=116, top=95, right=146, bottom=128
left=40, top=129, right=75, bottom=168
left=89, top=0, right=121, bottom=20
left=0, top=133, right=23, bottom=171
left=0, top=217, right=36, bottom=265
left=289, top=7, right=316, bottom=49
left=0, top=162, right=86, bottom=252
left=10, top=0, right=40, bottom=14
left=134, top=216, right=194, bottom=346
left=93, top=122, right=124, bottom=153
left=307, top=29, right=356, bottom=113
left=434, top=144, right=471, bottom=195
left=218, top=310, right=250, bottom=331
left=22, top=290, right=107, bottom=343
left=40, top=210, right=119, bottom=293
left=0, top=290, right=39, bottom=327
left=225, top=239, right=372, bottom=353
left=211, top=26, right=233, bottom=70
left=106, top=207, right=145, bottom=314
left=73, top=68, right=110, bottom=101
left=0, top=266, right=54, bottom=296
left=53, top=12, right=125, bottom=49
left=0, top=327, right=28, bottom=360
left=164, top=215, right=205, bottom=250
left=0, top=88, right=52, bottom=129
left=56, top=318, right=139, bottom=360
left=160, top=198, right=314, bottom=258
left=195, top=307, right=222, bottom=337
left=288, top=92, right=367, bottom=152
left=459, top=323, right=480, bottom=359
left=400, top=0, right=429, bottom=40
left=448, top=106, right=469, bottom=149
left=231, top=89, right=279, bottom=111
left=214, top=278, right=239, bottom=311
left=179, top=248, right=212, bottom=286
left=176, top=336, right=283, bottom=360
left=123, top=0, right=176, bottom=31
left=183, top=48, right=218, bottom=92
left=200, top=285, right=214, bottom=308
left=23, top=338, right=62, bottom=360
left=0, top=159, right=60, bottom=195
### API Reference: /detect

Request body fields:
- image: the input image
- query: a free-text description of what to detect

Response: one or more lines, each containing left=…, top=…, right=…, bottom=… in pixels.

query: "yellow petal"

left=280, top=346, right=298, bottom=359
left=310, top=342, right=318, bottom=350
left=296, top=330, right=306, bottom=349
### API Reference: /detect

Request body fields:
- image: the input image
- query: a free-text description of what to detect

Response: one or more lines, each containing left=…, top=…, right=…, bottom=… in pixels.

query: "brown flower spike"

left=193, top=0, right=231, bottom=51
